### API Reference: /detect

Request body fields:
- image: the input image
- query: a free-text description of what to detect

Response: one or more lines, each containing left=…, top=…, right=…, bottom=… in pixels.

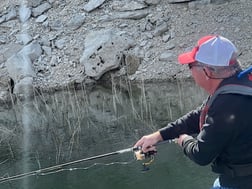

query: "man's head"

left=178, top=35, right=237, bottom=66
left=178, top=35, right=241, bottom=94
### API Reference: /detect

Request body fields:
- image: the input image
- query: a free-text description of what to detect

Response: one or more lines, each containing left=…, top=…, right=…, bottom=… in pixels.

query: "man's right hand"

left=134, top=131, right=163, bottom=153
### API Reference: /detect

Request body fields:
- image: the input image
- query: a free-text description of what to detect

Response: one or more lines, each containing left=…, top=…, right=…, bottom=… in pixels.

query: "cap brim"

left=178, top=51, right=196, bottom=64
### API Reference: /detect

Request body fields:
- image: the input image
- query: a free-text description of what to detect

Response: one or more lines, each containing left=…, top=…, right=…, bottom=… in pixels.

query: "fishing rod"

left=0, top=146, right=136, bottom=184
left=0, top=140, right=174, bottom=183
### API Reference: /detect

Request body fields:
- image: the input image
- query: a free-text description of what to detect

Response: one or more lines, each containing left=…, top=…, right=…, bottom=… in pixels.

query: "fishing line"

left=39, top=160, right=135, bottom=176
left=0, top=160, right=135, bottom=184
left=0, top=146, right=136, bottom=184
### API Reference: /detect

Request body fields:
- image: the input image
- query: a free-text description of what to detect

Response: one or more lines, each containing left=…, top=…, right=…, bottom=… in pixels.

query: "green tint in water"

left=0, top=80, right=215, bottom=189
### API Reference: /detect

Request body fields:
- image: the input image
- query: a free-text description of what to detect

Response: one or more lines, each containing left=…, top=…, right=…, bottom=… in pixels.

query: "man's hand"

left=178, top=134, right=189, bottom=147
left=134, top=131, right=163, bottom=153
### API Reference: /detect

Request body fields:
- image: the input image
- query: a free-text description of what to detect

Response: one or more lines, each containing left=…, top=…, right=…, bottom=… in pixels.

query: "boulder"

left=80, top=30, right=135, bottom=80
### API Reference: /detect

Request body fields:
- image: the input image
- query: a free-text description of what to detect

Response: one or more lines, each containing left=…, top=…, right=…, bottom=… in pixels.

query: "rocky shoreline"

left=0, top=0, right=251, bottom=103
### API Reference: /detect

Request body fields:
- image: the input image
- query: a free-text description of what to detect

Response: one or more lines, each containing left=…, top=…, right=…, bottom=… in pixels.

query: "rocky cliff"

left=0, top=0, right=251, bottom=102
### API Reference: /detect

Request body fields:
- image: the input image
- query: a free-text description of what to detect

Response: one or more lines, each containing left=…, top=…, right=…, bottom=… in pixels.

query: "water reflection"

left=0, top=80, right=216, bottom=189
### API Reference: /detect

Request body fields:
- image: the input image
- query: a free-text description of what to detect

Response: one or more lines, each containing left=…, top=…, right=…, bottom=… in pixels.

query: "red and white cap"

left=178, top=35, right=238, bottom=66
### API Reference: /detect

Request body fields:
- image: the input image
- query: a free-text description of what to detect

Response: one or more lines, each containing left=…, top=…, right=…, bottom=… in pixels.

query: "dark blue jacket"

left=159, top=72, right=252, bottom=189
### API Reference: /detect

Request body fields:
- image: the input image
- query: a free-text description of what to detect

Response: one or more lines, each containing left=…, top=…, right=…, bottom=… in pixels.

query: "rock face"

left=0, top=0, right=252, bottom=101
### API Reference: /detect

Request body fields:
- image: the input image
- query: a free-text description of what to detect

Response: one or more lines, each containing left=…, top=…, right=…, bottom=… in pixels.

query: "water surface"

left=0, top=80, right=216, bottom=189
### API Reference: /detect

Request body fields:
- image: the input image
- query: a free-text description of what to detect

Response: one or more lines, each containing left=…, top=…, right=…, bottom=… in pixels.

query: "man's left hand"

left=178, top=134, right=189, bottom=147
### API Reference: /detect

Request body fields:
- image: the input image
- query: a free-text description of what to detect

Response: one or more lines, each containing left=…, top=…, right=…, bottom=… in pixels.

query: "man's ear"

left=203, top=67, right=212, bottom=79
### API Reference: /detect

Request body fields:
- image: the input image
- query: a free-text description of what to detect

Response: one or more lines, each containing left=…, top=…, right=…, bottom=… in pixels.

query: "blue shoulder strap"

left=238, top=65, right=252, bottom=78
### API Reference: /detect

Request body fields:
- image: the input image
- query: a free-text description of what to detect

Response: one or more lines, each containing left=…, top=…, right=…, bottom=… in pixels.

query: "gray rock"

left=50, top=20, right=64, bottom=30
left=0, top=16, right=6, bottom=24
left=124, top=54, right=141, bottom=75
left=35, top=15, right=48, bottom=23
left=153, top=22, right=169, bottom=37
left=66, top=13, right=86, bottom=30
left=168, top=0, right=195, bottom=3
left=19, top=5, right=31, bottom=23
left=165, top=42, right=175, bottom=50
left=15, top=33, right=33, bottom=45
left=143, top=0, right=161, bottom=5
left=83, top=0, right=106, bottom=12
left=162, top=34, right=171, bottom=43
left=0, top=55, right=5, bottom=64
left=42, top=46, right=52, bottom=56
left=40, top=36, right=51, bottom=46
left=6, top=54, right=35, bottom=83
left=117, top=10, right=149, bottom=20
left=48, top=0, right=56, bottom=4
left=32, top=2, right=52, bottom=17
left=19, top=42, right=42, bottom=61
left=159, top=51, right=173, bottom=61
left=49, top=55, right=59, bottom=67
left=112, top=1, right=147, bottom=11
left=188, top=0, right=210, bottom=9
left=5, top=7, right=17, bottom=21
left=27, top=0, right=44, bottom=8
left=80, top=29, right=113, bottom=62
left=100, top=10, right=149, bottom=21
left=0, top=43, right=23, bottom=63
left=55, top=38, right=66, bottom=49
left=0, top=36, right=7, bottom=44
left=210, top=0, right=232, bottom=4
left=80, top=29, right=135, bottom=80
left=42, top=20, right=49, bottom=27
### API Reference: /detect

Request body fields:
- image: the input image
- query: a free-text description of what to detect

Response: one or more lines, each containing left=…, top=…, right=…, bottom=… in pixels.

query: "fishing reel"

left=133, top=146, right=157, bottom=171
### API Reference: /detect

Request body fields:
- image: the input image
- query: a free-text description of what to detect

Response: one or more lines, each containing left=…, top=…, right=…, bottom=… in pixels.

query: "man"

left=134, top=35, right=252, bottom=189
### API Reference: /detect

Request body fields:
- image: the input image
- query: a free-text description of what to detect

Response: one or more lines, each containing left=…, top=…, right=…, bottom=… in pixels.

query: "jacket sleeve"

left=159, top=105, right=202, bottom=140
left=181, top=94, right=236, bottom=166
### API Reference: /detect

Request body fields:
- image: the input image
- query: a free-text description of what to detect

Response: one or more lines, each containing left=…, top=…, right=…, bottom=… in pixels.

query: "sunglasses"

left=188, top=63, right=203, bottom=69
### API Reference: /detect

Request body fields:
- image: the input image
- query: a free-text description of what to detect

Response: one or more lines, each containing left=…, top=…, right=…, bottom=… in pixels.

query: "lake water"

left=0, top=80, right=216, bottom=189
